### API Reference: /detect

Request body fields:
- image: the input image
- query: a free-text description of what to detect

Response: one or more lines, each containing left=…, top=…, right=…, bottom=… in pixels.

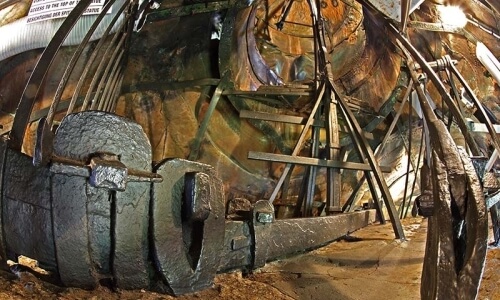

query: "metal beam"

left=249, top=151, right=391, bottom=172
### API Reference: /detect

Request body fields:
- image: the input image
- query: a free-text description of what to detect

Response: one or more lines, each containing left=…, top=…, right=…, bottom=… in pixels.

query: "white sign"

left=27, top=0, right=111, bottom=24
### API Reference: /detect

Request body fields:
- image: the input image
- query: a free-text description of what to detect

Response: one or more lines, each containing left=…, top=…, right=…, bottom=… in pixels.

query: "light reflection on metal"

left=437, top=5, right=467, bottom=28
left=467, top=16, right=500, bottom=40
left=476, top=42, right=500, bottom=84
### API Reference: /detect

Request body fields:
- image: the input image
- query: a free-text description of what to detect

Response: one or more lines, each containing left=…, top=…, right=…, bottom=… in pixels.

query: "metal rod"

left=68, top=2, right=129, bottom=114
left=107, top=68, right=123, bottom=112
left=104, top=68, right=122, bottom=112
left=305, top=108, right=321, bottom=217
left=99, top=49, right=125, bottom=111
left=400, top=0, right=410, bottom=32
left=404, top=126, right=424, bottom=217
left=80, top=29, right=125, bottom=111
left=267, top=81, right=326, bottom=203
left=399, top=98, right=413, bottom=218
left=47, top=0, right=119, bottom=127
left=91, top=33, right=127, bottom=110
left=188, top=79, right=226, bottom=161
left=447, top=56, right=500, bottom=156
left=9, top=0, right=95, bottom=150
left=276, top=0, right=294, bottom=31
left=388, top=24, right=481, bottom=157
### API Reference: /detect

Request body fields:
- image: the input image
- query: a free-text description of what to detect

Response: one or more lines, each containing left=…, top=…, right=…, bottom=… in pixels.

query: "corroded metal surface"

left=406, top=63, right=488, bottom=300
left=52, top=111, right=153, bottom=289
left=152, top=158, right=225, bottom=295
left=0, top=0, right=499, bottom=298
left=3, top=149, right=56, bottom=271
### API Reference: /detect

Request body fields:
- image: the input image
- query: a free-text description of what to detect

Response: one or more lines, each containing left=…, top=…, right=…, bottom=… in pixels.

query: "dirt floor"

left=0, top=217, right=498, bottom=299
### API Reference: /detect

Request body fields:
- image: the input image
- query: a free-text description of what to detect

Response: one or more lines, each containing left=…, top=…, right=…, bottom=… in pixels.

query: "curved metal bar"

left=80, top=26, right=126, bottom=111
left=87, top=32, right=127, bottom=110
left=108, top=71, right=125, bottom=112
left=102, top=68, right=122, bottom=111
left=98, top=49, right=125, bottom=111
left=91, top=35, right=126, bottom=110
left=9, top=0, right=94, bottom=150
left=67, top=1, right=130, bottom=114
left=447, top=55, right=500, bottom=155
left=246, top=5, right=283, bottom=86
left=0, top=0, right=19, bottom=11
left=46, top=0, right=121, bottom=127
left=388, top=23, right=482, bottom=156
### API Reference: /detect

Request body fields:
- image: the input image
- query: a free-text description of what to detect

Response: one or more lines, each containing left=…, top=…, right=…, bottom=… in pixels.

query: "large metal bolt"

left=185, top=171, right=212, bottom=222
left=89, top=153, right=128, bottom=191
left=252, top=200, right=275, bottom=224
left=256, top=212, right=274, bottom=223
